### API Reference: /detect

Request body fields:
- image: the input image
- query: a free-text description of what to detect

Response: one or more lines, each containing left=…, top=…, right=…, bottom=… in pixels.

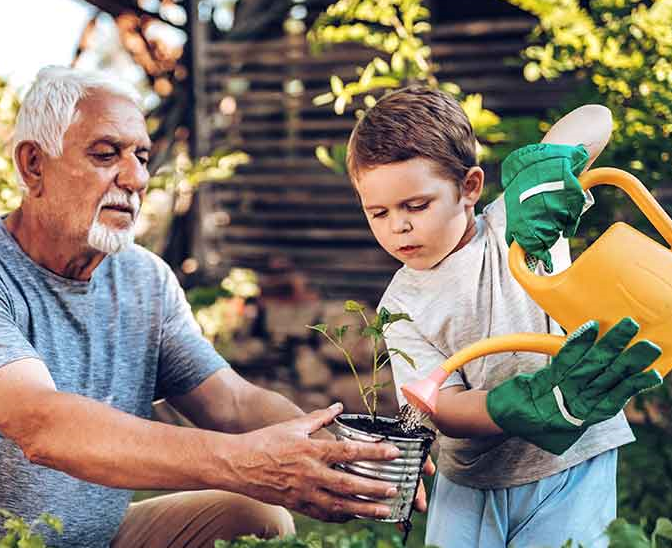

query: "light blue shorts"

left=425, top=449, right=617, bottom=548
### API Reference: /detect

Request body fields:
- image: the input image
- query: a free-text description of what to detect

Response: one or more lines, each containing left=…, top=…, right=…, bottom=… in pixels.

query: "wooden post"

left=186, top=0, right=210, bottom=158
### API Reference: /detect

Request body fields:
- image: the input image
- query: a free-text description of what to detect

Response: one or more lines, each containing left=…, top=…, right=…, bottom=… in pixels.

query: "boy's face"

left=356, top=157, right=476, bottom=270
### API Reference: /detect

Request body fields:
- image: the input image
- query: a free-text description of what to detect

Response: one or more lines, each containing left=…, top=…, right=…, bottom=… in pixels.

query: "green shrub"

left=0, top=509, right=62, bottom=548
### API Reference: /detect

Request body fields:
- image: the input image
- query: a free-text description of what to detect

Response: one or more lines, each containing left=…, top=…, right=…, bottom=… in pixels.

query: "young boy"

left=346, top=86, right=660, bottom=547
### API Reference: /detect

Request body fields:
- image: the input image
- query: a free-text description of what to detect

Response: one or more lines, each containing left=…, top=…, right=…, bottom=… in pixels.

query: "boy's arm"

left=541, top=104, right=612, bottom=166
left=432, top=387, right=503, bottom=438
left=430, top=319, right=662, bottom=451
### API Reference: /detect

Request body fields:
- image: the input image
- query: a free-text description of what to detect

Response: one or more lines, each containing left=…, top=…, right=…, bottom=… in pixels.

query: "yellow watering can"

left=402, top=167, right=672, bottom=415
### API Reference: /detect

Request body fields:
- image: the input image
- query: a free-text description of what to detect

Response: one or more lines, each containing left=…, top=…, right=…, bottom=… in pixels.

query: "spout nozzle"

left=401, top=378, right=439, bottom=416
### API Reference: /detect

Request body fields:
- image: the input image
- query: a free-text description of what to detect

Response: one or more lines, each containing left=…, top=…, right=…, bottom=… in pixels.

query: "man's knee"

left=240, top=496, right=295, bottom=539
left=112, top=491, right=295, bottom=547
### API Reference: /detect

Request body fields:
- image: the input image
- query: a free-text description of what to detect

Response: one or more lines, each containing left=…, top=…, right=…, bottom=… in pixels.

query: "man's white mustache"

left=98, top=191, right=141, bottom=219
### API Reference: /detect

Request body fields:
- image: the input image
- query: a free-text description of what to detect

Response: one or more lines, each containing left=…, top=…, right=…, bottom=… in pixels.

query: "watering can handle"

left=437, top=333, right=566, bottom=376
left=578, top=167, right=672, bottom=246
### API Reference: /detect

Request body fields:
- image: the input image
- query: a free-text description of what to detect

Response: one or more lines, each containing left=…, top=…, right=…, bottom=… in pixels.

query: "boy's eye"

left=371, top=210, right=387, bottom=219
left=407, top=201, right=429, bottom=212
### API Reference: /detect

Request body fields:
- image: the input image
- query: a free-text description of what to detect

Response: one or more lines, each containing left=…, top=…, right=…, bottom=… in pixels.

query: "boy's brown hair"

left=346, top=85, right=478, bottom=186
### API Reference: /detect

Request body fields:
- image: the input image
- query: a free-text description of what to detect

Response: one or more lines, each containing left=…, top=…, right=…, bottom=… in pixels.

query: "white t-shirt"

left=379, top=195, right=634, bottom=489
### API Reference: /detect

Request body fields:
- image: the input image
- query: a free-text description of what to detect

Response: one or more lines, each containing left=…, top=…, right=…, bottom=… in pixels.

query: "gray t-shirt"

left=0, top=220, right=228, bottom=547
left=380, top=195, right=634, bottom=489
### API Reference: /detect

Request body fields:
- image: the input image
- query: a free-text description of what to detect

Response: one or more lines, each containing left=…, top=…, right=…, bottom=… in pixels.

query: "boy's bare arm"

left=541, top=104, right=612, bottom=169
left=431, top=386, right=504, bottom=438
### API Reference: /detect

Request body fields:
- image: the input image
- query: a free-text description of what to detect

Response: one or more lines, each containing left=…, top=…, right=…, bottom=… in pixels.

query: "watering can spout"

left=402, top=167, right=672, bottom=417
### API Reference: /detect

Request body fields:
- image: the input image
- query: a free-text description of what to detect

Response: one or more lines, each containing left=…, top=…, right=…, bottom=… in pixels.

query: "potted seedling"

left=307, top=300, right=435, bottom=531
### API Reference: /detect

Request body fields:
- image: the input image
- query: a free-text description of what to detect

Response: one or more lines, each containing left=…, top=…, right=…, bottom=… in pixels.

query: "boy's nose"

left=392, top=218, right=412, bottom=234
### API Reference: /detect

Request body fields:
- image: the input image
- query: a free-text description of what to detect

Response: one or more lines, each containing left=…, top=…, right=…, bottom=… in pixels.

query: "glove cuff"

left=501, top=143, right=589, bottom=190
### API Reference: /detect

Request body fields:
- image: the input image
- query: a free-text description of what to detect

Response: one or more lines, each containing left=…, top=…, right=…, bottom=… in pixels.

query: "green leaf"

left=387, top=312, right=412, bottom=325
left=344, top=300, right=365, bottom=313
left=334, top=325, right=349, bottom=343
left=388, top=348, right=415, bottom=369
left=330, top=75, right=344, bottom=94
left=38, top=514, right=62, bottom=534
left=653, top=518, right=672, bottom=542
left=306, top=323, right=328, bottom=335
left=605, top=518, right=651, bottom=548
left=361, top=325, right=383, bottom=340
left=376, top=307, right=391, bottom=327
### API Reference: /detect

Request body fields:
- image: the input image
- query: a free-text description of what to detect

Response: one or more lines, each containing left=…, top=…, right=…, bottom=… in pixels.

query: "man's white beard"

left=87, top=189, right=141, bottom=254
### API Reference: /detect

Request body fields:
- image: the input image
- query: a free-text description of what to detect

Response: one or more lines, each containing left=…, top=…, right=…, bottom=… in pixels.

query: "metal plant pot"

left=333, top=414, right=435, bottom=523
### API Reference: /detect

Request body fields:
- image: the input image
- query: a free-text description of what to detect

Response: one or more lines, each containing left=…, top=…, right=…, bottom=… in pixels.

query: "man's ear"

left=15, top=141, right=46, bottom=197
left=460, top=166, right=484, bottom=206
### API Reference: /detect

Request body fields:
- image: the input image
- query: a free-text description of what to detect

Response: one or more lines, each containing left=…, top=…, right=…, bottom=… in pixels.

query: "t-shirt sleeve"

left=156, top=268, right=230, bottom=399
left=0, top=283, right=40, bottom=368
left=380, top=299, right=465, bottom=409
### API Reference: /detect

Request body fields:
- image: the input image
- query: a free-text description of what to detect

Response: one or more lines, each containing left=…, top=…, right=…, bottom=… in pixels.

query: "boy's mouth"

left=397, top=245, right=422, bottom=255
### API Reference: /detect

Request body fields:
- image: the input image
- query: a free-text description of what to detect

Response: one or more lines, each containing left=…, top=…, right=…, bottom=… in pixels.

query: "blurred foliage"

left=503, top=0, right=672, bottom=240
left=137, top=143, right=250, bottom=255
left=189, top=268, right=260, bottom=356
left=308, top=0, right=505, bottom=173
left=0, top=79, right=23, bottom=216
left=215, top=530, right=408, bottom=548
left=0, top=509, right=62, bottom=548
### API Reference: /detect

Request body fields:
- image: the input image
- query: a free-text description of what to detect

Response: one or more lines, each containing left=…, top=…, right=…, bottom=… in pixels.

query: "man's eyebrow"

left=88, top=136, right=152, bottom=151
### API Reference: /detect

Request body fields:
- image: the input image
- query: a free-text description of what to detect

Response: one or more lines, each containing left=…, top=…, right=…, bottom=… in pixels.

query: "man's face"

left=356, top=158, right=470, bottom=270
left=39, top=91, right=151, bottom=253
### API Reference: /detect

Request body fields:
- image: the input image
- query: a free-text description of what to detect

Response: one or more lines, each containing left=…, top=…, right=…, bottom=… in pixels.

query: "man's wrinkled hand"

left=231, top=402, right=402, bottom=522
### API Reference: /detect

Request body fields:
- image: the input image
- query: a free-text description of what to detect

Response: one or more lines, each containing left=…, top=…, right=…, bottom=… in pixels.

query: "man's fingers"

left=422, top=455, right=436, bottom=476
left=414, top=479, right=428, bottom=512
left=306, top=489, right=393, bottom=522
left=300, top=402, right=343, bottom=436
left=319, top=439, right=400, bottom=464
left=585, top=340, right=661, bottom=398
left=322, top=465, right=397, bottom=500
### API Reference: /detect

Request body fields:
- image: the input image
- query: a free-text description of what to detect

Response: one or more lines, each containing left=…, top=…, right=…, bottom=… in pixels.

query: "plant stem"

left=322, top=331, right=373, bottom=417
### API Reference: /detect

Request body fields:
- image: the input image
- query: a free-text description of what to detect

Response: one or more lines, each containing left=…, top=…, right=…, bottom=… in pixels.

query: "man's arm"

left=167, top=367, right=305, bottom=433
left=0, top=357, right=400, bottom=522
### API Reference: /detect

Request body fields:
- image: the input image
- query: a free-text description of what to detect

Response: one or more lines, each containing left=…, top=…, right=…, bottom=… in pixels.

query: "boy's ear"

left=15, top=140, right=46, bottom=197
left=460, top=166, right=484, bottom=206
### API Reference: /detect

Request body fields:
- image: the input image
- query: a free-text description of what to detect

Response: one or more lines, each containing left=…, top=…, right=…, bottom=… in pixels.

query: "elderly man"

left=0, top=66, right=407, bottom=548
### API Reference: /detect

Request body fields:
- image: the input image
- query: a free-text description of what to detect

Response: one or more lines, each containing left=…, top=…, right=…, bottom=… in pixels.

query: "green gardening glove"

left=486, top=317, right=663, bottom=455
left=502, top=143, right=590, bottom=272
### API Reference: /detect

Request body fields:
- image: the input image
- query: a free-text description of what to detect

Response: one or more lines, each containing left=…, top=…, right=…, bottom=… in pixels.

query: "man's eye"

left=136, top=155, right=149, bottom=166
left=93, top=153, right=116, bottom=161
left=407, top=202, right=429, bottom=212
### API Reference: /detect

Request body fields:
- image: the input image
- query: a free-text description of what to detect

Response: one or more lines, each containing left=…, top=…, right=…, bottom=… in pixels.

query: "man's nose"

left=116, top=155, right=149, bottom=194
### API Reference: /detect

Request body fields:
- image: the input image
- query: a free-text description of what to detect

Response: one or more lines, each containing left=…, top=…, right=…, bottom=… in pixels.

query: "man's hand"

left=502, top=143, right=589, bottom=272
left=413, top=456, right=435, bottom=513
left=228, top=403, right=401, bottom=522
left=486, top=318, right=663, bottom=455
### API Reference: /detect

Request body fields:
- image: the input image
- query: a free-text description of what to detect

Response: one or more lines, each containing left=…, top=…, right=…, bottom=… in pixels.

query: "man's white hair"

left=13, top=65, right=142, bottom=192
